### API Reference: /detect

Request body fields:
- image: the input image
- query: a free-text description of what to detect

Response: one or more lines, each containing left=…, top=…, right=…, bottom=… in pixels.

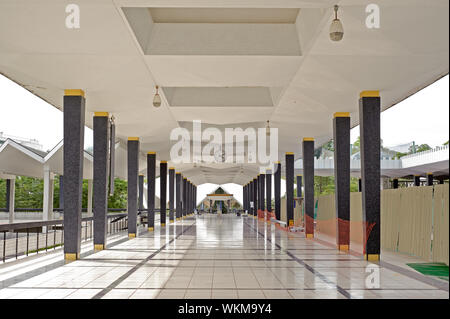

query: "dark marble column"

left=169, top=167, right=175, bottom=222
left=333, top=113, right=350, bottom=251
left=414, top=175, right=421, bottom=186
left=359, top=90, right=381, bottom=261
left=286, top=153, right=294, bottom=226
left=147, top=152, right=156, bottom=231
left=63, top=89, right=85, bottom=261
left=266, top=171, right=272, bottom=217
left=160, top=161, right=167, bottom=226
left=426, top=173, right=433, bottom=186
left=302, top=139, right=315, bottom=238
left=93, top=112, right=109, bottom=250
left=274, top=162, right=281, bottom=221
left=127, top=138, right=139, bottom=238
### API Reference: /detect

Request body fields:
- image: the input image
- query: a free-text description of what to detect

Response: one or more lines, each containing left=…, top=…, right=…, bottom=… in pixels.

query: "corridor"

left=0, top=215, right=447, bottom=299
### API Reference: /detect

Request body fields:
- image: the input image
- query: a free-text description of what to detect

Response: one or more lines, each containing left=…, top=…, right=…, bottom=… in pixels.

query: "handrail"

left=0, top=213, right=127, bottom=232
left=401, top=144, right=449, bottom=160
left=0, top=208, right=128, bottom=212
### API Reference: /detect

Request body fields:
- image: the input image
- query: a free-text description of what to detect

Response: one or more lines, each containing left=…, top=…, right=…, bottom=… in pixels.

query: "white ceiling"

left=0, top=0, right=448, bottom=185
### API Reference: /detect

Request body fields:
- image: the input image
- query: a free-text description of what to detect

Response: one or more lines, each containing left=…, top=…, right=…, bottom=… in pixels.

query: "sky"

left=1, top=74, right=448, bottom=202
left=350, top=75, right=449, bottom=147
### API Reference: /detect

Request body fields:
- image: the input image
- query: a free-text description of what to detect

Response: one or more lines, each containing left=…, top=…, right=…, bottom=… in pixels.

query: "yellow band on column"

left=128, top=233, right=136, bottom=238
left=148, top=227, right=154, bottom=231
left=94, top=112, right=109, bottom=117
left=64, top=253, right=79, bottom=261
left=360, top=90, right=380, bottom=98
left=128, top=137, right=139, bottom=141
left=303, top=138, right=314, bottom=141
left=148, top=151, right=156, bottom=154
left=366, top=254, right=380, bottom=261
left=94, top=244, right=105, bottom=251
left=333, top=112, right=350, bottom=118
left=339, top=245, right=349, bottom=251
left=306, top=234, right=314, bottom=239
left=64, top=89, right=85, bottom=97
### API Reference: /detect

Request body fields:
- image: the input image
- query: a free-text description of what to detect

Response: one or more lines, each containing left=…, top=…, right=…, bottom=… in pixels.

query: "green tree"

left=352, top=136, right=360, bottom=155
left=413, top=144, right=432, bottom=153
left=108, top=178, right=128, bottom=209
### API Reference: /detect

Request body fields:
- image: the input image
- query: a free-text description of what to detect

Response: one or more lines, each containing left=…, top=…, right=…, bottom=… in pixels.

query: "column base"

left=306, top=233, right=314, bottom=239
left=128, top=233, right=136, bottom=238
left=64, top=253, right=80, bottom=261
left=94, top=244, right=105, bottom=251
left=366, top=254, right=380, bottom=261
left=338, top=244, right=349, bottom=251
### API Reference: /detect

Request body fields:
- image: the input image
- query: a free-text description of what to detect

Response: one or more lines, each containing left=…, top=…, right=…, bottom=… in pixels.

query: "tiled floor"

left=0, top=214, right=448, bottom=299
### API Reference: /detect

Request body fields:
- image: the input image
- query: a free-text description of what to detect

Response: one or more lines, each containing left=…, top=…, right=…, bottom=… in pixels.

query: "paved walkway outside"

left=0, top=214, right=447, bottom=299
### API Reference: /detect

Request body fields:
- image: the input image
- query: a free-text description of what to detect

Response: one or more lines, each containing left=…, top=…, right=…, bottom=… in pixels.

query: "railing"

left=401, top=145, right=449, bottom=168
left=0, top=213, right=128, bottom=263
left=0, top=208, right=127, bottom=212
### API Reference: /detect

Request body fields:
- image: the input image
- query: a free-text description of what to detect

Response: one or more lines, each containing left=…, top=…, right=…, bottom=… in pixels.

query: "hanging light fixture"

left=266, top=120, right=270, bottom=136
left=153, top=85, right=161, bottom=108
left=329, top=5, right=344, bottom=41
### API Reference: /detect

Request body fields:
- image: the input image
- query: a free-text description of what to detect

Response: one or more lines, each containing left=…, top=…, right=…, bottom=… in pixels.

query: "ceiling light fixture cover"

left=153, top=85, right=161, bottom=107
left=329, top=5, right=344, bottom=41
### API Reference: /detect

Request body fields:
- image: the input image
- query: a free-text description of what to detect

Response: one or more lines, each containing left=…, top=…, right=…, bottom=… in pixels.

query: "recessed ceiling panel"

left=163, top=87, right=275, bottom=107
left=149, top=8, right=300, bottom=24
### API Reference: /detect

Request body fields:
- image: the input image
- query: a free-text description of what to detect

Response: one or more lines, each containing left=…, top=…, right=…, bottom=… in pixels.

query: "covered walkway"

left=0, top=215, right=447, bottom=299
left=0, top=0, right=448, bottom=302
